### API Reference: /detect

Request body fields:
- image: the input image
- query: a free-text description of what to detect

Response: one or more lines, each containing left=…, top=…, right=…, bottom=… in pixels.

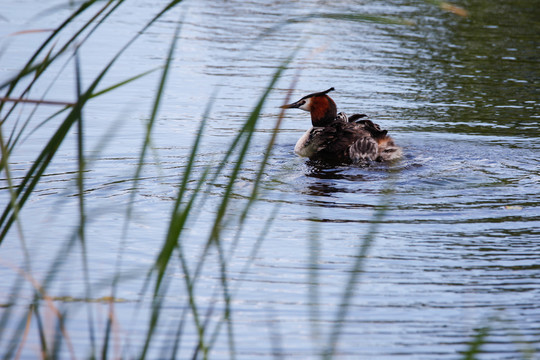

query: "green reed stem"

left=74, top=50, right=97, bottom=359
left=462, top=326, right=489, bottom=360
left=139, top=13, right=184, bottom=360
left=321, top=176, right=397, bottom=360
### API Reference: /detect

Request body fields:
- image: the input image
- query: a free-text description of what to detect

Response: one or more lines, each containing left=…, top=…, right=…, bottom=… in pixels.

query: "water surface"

left=0, top=0, right=539, bottom=359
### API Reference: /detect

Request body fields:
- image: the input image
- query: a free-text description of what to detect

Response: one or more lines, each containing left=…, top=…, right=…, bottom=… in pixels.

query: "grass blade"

left=138, top=13, right=184, bottom=360
left=73, top=49, right=97, bottom=359
left=321, top=178, right=396, bottom=359
left=462, top=326, right=489, bottom=360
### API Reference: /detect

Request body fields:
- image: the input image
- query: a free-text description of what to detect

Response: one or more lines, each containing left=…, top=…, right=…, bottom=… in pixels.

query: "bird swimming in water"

left=280, top=88, right=402, bottom=164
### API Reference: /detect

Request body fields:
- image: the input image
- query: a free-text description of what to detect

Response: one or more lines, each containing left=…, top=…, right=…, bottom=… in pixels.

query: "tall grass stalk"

left=73, top=48, right=98, bottom=358
left=321, top=179, right=397, bottom=360
left=463, top=326, right=489, bottom=360
left=308, top=216, right=321, bottom=344
left=138, top=13, right=184, bottom=360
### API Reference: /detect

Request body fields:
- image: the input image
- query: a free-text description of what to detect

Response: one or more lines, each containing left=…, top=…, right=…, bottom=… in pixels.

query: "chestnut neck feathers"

left=309, top=95, right=337, bottom=127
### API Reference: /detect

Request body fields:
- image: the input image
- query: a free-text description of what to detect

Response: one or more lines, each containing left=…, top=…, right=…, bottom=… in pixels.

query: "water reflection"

left=306, top=163, right=366, bottom=180
left=394, top=0, right=540, bottom=137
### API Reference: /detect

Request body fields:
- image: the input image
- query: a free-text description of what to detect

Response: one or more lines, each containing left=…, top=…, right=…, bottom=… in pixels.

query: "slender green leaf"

left=462, top=327, right=489, bottom=360
left=139, top=13, right=184, bottom=360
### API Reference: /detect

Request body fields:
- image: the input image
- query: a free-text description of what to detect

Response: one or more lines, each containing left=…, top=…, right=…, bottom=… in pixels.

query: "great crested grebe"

left=281, top=88, right=402, bottom=164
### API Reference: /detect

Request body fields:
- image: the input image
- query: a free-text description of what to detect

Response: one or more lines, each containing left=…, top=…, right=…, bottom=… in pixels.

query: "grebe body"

left=281, top=88, right=401, bottom=164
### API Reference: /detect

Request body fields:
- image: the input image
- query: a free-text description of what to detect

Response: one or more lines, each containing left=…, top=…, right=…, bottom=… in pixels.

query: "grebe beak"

left=280, top=99, right=305, bottom=109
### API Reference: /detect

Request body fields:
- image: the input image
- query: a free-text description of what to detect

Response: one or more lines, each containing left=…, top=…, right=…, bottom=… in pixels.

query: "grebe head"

left=281, top=87, right=337, bottom=127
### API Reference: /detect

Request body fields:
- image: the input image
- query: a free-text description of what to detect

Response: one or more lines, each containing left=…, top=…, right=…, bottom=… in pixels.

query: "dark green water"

left=0, top=0, right=538, bottom=358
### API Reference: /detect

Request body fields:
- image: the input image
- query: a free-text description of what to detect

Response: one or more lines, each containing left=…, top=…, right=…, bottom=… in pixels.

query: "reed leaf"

left=73, top=50, right=97, bottom=358
left=138, top=13, right=184, bottom=360
left=462, top=326, right=489, bottom=360
left=321, top=178, right=397, bottom=359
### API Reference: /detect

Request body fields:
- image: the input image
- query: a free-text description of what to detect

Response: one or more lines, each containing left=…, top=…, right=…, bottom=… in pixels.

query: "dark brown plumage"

left=281, top=88, right=402, bottom=164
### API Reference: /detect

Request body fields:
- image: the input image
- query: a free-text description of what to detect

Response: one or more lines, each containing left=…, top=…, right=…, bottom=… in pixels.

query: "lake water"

left=1, top=0, right=539, bottom=359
